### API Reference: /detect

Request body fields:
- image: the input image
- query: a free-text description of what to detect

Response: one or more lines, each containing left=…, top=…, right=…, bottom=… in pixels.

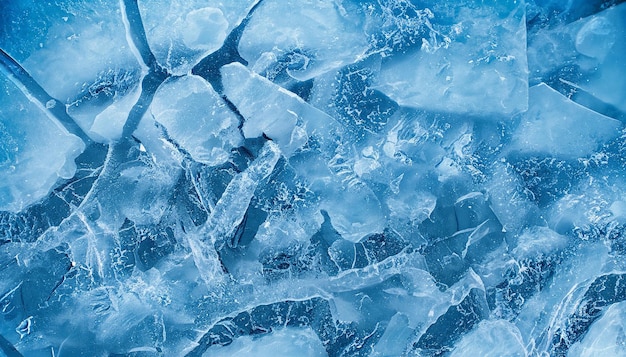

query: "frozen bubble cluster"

left=1, top=0, right=626, bottom=356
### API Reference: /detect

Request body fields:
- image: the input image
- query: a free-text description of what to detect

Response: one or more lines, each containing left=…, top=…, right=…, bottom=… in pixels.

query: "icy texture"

left=0, top=76, right=84, bottom=212
left=221, top=63, right=309, bottom=156
left=204, top=327, right=327, bottom=357
left=1, top=1, right=626, bottom=356
left=373, top=0, right=529, bottom=116
left=238, top=0, right=370, bottom=81
left=510, top=83, right=621, bottom=159
left=0, top=0, right=143, bottom=139
left=147, top=75, right=242, bottom=166
left=528, top=2, right=626, bottom=114
left=137, top=0, right=255, bottom=75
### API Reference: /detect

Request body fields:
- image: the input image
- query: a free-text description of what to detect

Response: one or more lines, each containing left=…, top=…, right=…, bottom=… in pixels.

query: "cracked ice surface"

left=1, top=0, right=626, bottom=356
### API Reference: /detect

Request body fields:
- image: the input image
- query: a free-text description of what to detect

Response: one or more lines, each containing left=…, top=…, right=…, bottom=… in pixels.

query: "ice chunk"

left=373, top=0, right=528, bottom=116
left=0, top=1, right=142, bottom=136
left=449, top=320, right=526, bottom=357
left=412, top=288, right=489, bottom=355
left=190, top=141, right=280, bottom=284
left=181, top=8, right=229, bottom=51
left=0, top=74, right=84, bottom=212
left=454, top=192, right=501, bottom=231
left=509, top=83, right=622, bottom=159
left=204, top=327, right=327, bottom=357
left=548, top=273, right=626, bottom=355
left=238, top=0, right=369, bottom=81
left=574, top=4, right=626, bottom=113
left=386, top=189, right=437, bottom=226
left=511, top=226, right=568, bottom=261
left=321, top=183, right=385, bottom=243
left=202, top=141, right=281, bottom=241
left=568, top=301, right=626, bottom=357
left=138, top=0, right=254, bottom=74
left=514, top=242, right=609, bottom=350
left=147, top=75, right=242, bottom=166
left=484, top=162, right=539, bottom=233
left=371, top=313, right=414, bottom=357
left=328, top=231, right=407, bottom=271
left=222, top=63, right=331, bottom=156
left=528, top=3, right=626, bottom=113
left=88, top=85, right=142, bottom=142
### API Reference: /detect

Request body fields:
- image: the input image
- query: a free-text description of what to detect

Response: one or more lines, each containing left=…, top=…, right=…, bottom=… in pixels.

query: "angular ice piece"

left=204, top=327, right=327, bottom=357
left=0, top=1, right=142, bottom=136
left=510, top=83, right=622, bottom=159
left=574, top=4, right=626, bottom=113
left=0, top=75, right=84, bottom=212
left=371, top=313, right=414, bottom=357
left=238, top=0, right=369, bottom=81
left=461, top=219, right=505, bottom=263
left=147, top=75, right=242, bottom=166
left=222, top=63, right=331, bottom=156
left=454, top=192, right=501, bottom=231
left=373, top=0, right=528, bottom=116
left=88, top=85, right=142, bottom=142
left=515, top=242, right=609, bottom=350
left=449, top=320, right=526, bottom=357
left=386, top=189, right=437, bottom=226
left=485, top=162, right=539, bottom=233
left=511, top=226, right=568, bottom=261
left=548, top=273, right=626, bottom=355
left=190, top=297, right=367, bottom=356
left=412, top=288, right=489, bottom=355
left=527, top=3, right=626, bottom=113
left=196, top=140, right=280, bottom=260
left=321, top=184, right=385, bottom=243
left=568, top=301, right=626, bottom=357
left=328, top=231, right=407, bottom=271
left=138, top=0, right=254, bottom=75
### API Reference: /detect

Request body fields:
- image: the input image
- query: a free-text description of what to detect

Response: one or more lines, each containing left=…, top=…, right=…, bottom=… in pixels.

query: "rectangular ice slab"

left=146, top=75, right=242, bottom=166
left=0, top=74, right=84, bottom=212
left=221, top=62, right=331, bottom=156
left=510, top=83, right=622, bottom=159
left=373, top=0, right=528, bottom=116
left=0, top=0, right=143, bottom=137
left=238, top=0, right=370, bottom=81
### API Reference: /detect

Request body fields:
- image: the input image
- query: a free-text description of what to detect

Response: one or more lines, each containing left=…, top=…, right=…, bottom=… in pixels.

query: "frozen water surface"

left=1, top=0, right=626, bottom=356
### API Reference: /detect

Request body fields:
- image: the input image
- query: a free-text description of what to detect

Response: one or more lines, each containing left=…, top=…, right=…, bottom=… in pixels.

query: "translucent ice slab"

left=0, top=75, right=84, bottom=212
left=373, top=0, right=528, bottom=116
